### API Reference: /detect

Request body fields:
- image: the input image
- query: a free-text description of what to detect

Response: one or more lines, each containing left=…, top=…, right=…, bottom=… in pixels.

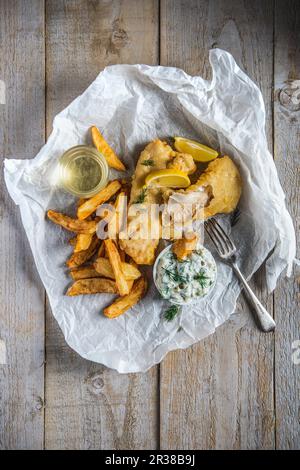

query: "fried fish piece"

left=172, top=232, right=198, bottom=260
left=119, top=140, right=174, bottom=264
left=161, top=156, right=241, bottom=240
left=167, top=153, right=197, bottom=175
left=187, top=155, right=242, bottom=219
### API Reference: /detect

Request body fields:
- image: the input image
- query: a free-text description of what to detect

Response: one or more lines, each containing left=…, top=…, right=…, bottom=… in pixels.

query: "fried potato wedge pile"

left=47, top=173, right=147, bottom=319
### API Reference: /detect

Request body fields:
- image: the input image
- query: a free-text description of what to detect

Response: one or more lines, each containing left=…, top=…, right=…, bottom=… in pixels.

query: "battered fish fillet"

left=119, top=140, right=174, bottom=264
left=186, top=155, right=242, bottom=219
left=162, top=155, right=241, bottom=238
left=120, top=140, right=198, bottom=264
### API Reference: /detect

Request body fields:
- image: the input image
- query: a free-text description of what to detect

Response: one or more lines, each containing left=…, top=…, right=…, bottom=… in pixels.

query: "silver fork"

left=205, top=218, right=276, bottom=332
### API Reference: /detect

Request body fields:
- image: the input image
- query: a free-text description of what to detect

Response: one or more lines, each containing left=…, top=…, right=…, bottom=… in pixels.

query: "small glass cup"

left=58, top=145, right=109, bottom=198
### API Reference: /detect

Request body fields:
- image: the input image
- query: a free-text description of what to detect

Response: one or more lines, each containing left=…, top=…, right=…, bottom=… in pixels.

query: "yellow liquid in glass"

left=65, top=155, right=102, bottom=192
left=59, top=145, right=109, bottom=197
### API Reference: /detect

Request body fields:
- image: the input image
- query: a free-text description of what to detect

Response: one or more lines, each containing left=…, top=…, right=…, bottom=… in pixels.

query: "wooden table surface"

left=0, top=0, right=299, bottom=450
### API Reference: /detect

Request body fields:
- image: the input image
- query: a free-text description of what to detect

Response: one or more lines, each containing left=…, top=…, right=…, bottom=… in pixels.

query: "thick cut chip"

left=77, top=180, right=121, bottom=220
left=91, top=126, right=126, bottom=171
left=74, top=233, right=93, bottom=252
left=98, top=241, right=105, bottom=257
left=69, top=236, right=77, bottom=246
left=107, top=192, right=127, bottom=239
left=104, top=239, right=129, bottom=295
left=67, top=278, right=117, bottom=296
left=94, top=257, right=141, bottom=281
left=103, top=277, right=147, bottom=319
left=47, top=210, right=97, bottom=234
left=69, top=266, right=102, bottom=281
left=66, top=235, right=99, bottom=268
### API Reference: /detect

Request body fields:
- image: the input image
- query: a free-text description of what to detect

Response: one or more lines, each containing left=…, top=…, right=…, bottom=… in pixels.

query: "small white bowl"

left=153, top=243, right=217, bottom=305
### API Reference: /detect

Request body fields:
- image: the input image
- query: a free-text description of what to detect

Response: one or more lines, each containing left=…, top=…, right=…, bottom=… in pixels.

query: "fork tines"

left=204, top=218, right=236, bottom=258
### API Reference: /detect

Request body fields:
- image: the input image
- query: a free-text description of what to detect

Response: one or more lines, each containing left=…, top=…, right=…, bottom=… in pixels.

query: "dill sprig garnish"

left=164, top=305, right=181, bottom=322
left=194, top=270, right=209, bottom=289
left=133, top=187, right=147, bottom=204
left=141, top=159, right=154, bottom=166
left=163, top=267, right=187, bottom=284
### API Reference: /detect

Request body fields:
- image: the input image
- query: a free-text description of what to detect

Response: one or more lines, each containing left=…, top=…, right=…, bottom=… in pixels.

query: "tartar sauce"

left=155, top=245, right=217, bottom=304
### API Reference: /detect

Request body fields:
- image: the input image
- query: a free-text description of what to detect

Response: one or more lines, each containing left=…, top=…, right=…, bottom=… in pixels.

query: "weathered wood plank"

left=160, top=0, right=275, bottom=449
left=44, top=0, right=159, bottom=449
left=274, top=0, right=300, bottom=450
left=0, top=0, right=45, bottom=449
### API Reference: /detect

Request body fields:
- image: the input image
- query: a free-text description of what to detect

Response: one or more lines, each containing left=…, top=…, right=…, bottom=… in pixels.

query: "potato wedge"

left=126, top=279, right=134, bottom=292
left=108, top=192, right=127, bottom=239
left=47, top=210, right=97, bottom=234
left=73, top=200, right=94, bottom=251
left=91, top=126, right=126, bottom=171
left=103, top=277, right=147, bottom=319
left=69, top=266, right=102, bottom=281
left=77, top=197, right=87, bottom=208
left=74, top=233, right=93, bottom=252
left=67, top=278, right=117, bottom=296
left=119, top=249, right=126, bottom=262
left=94, top=257, right=141, bottom=281
left=104, top=239, right=129, bottom=295
left=69, top=236, right=77, bottom=246
left=77, top=180, right=121, bottom=220
left=98, top=241, right=105, bottom=257
left=66, top=235, right=99, bottom=268
left=172, top=232, right=198, bottom=260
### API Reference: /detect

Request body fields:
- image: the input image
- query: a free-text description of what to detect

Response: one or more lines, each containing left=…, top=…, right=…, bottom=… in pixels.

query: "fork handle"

left=232, top=262, right=276, bottom=332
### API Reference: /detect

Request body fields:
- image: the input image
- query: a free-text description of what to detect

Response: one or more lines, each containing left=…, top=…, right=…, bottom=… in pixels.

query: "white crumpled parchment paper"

left=4, top=49, right=296, bottom=373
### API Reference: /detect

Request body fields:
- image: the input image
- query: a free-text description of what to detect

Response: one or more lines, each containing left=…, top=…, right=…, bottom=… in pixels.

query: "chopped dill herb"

left=141, top=159, right=154, bottom=166
left=194, top=270, right=209, bottom=289
left=133, top=187, right=147, bottom=204
left=163, top=267, right=187, bottom=284
left=164, top=305, right=181, bottom=322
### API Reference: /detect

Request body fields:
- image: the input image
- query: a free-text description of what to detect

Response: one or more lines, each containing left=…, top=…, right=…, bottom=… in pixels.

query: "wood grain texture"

left=44, top=0, right=159, bottom=449
left=0, top=0, right=45, bottom=449
left=1, top=0, right=299, bottom=450
left=160, top=0, right=275, bottom=449
left=274, top=0, right=300, bottom=450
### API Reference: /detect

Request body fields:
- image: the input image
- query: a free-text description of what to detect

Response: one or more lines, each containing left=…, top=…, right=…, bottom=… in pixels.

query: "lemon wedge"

left=174, top=136, right=218, bottom=162
left=145, top=169, right=190, bottom=188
